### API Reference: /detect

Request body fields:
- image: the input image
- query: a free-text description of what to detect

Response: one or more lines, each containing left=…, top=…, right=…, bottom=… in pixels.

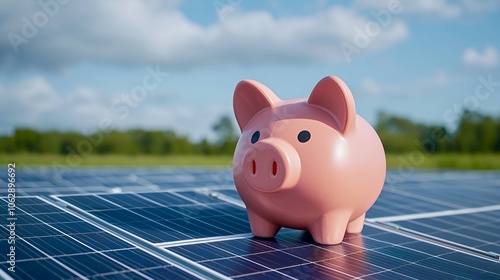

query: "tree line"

left=0, top=116, right=238, bottom=156
left=1, top=111, right=499, bottom=155
left=377, top=110, right=500, bottom=153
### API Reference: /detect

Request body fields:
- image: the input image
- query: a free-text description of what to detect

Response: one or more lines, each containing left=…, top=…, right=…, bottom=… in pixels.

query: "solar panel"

left=385, top=209, right=500, bottom=257
left=0, top=197, right=197, bottom=279
left=55, top=191, right=250, bottom=243
left=165, top=225, right=500, bottom=279
left=0, top=168, right=499, bottom=279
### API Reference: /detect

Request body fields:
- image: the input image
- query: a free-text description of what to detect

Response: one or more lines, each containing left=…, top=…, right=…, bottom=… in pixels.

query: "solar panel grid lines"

left=54, top=194, right=176, bottom=240
left=366, top=221, right=499, bottom=265
left=163, top=190, right=500, bottom=278
left=48, top=195, right=231, bottom=280
left=0, top=196, right=195, bottom=279
left=6, top=239, right=87, bottom=279
left=366, top=192, right=458, bottom=219
left=382, top=187, right=467, bottom=210
left=0, top=221, right=88, bottom=279
left=157, top=233, right=255, bottom=249
left=55, top=189, right=364, bottom=278
left=357, top=229, right=500, bottom=279
left=369, top=204, right=500, bottom=223
left=1, top=168, right=500, bottom=279
left=85, top=193, right=206, bottom=242
left=385, top=170, right=500, bottom=184
left=392, top=211, right=500, bottom=258
left=367, top=187, right=500, bottom=261
left=166, top=234, right=366, bottom=279
left=199, top=190, right=246, bottom=209
left=55, top=190, right=252, bottom=244
left=166, top=224, right=500, bottom=279
left=389, top=222, right=500, bottom=262
left=194, top=187, right=500, bottom=265
left=408, top=189, right=500, bottom=209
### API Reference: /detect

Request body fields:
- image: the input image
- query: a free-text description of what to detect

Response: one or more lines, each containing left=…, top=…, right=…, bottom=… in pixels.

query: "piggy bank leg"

left=247, top=209, right=281, bottom=238
left=308, top=212, right=350, bottom=245
left=346, top=213, right=365, bottom=233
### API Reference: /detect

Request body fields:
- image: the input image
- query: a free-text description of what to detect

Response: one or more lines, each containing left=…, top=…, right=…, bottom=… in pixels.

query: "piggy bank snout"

left=242, top=139, right=301, bottom=193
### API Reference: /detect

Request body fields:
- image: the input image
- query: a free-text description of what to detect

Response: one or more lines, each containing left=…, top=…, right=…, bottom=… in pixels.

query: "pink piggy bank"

left=232, top=76, right=386, bottom=245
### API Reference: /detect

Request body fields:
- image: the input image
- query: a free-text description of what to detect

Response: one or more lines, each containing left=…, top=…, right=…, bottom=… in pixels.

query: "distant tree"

left=1, top=110, right=498, bottom=156
left=58, top=132, right=86, bottom=154
left=95, top=131, right=139, bottom=155
left=418, top=125, right=449, bottom=153
left=477, top=116, right=496, bottom=153
left=175, top=136, right=196, bottom=155
left=375, top=112, right=420, bottom=153
left=495, top=118, right=500, bottom=152
left=212, top=115, right=238, bottom=143
left=40, top=131, right=61, bottom=154
left=196, top=138, right=217, bottom=155
left=375, top=111, right=452, bottom=154
left=212, top=115, right=238, bottom=155
left=160, top=130, right=195, bottom=155
left=129, top=130, right=166, bottom=154
left=0, top=136, right=14, bottom=153
left=453, top=110, right=483, bottom=153
left=13, top=129, right=42, bottom=153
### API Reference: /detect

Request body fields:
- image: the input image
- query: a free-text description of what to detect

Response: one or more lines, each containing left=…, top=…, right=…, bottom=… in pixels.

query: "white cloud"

left=0, top=77, right=59, bottom=124
left=460, top=0, right=500, bottom=14
left=462, top=46, right=499, bottom=69
left=0, top=1, right=408, bottom=70
left=0, top=77, right=227, bottom=140
left=359, top=71, right=455, bottom=96
left=361, top=78, right=381, bottom=95
left=404, top=0, right=461, bottom=18
left=356, top=0, right=500, bottom=19
left=356, top=0, right=461, bottom=18
left=0, top=78, right=111, bottom=132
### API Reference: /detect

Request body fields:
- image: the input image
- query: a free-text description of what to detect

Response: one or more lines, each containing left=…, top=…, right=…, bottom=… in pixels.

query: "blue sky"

left=1, top=0, right=499, bottom=140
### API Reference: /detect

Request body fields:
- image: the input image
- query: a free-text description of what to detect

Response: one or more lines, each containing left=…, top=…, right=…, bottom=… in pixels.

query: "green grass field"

left=1, top=153, right=500, bottom=169
left=0, top=154, right=234, bottom=168
left=386, top=153, right=500, bottom=170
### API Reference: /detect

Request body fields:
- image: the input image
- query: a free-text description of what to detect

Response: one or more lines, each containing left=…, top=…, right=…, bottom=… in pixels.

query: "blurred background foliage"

left=1, top=110, right=499, bottom=156
left=377, top=110, right=500, bottom=154
left=0, top=115, right=238, bottom=156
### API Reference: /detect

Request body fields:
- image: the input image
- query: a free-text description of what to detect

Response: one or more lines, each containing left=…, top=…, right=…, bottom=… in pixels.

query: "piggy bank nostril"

left=252, top=160, right=256, bottom=175
left=272, top=161, right=278, bottom=176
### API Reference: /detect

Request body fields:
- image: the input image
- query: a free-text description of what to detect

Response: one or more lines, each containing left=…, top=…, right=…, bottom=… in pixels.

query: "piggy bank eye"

left=298, top=130, right=311, bottom=143
left=251, top=131, right=260, bottom=144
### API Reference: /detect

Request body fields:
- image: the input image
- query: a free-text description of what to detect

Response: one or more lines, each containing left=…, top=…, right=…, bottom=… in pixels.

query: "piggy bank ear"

left=307, top=76, right=356, bottom=134
left=233, top=80, right=281, bottom=131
